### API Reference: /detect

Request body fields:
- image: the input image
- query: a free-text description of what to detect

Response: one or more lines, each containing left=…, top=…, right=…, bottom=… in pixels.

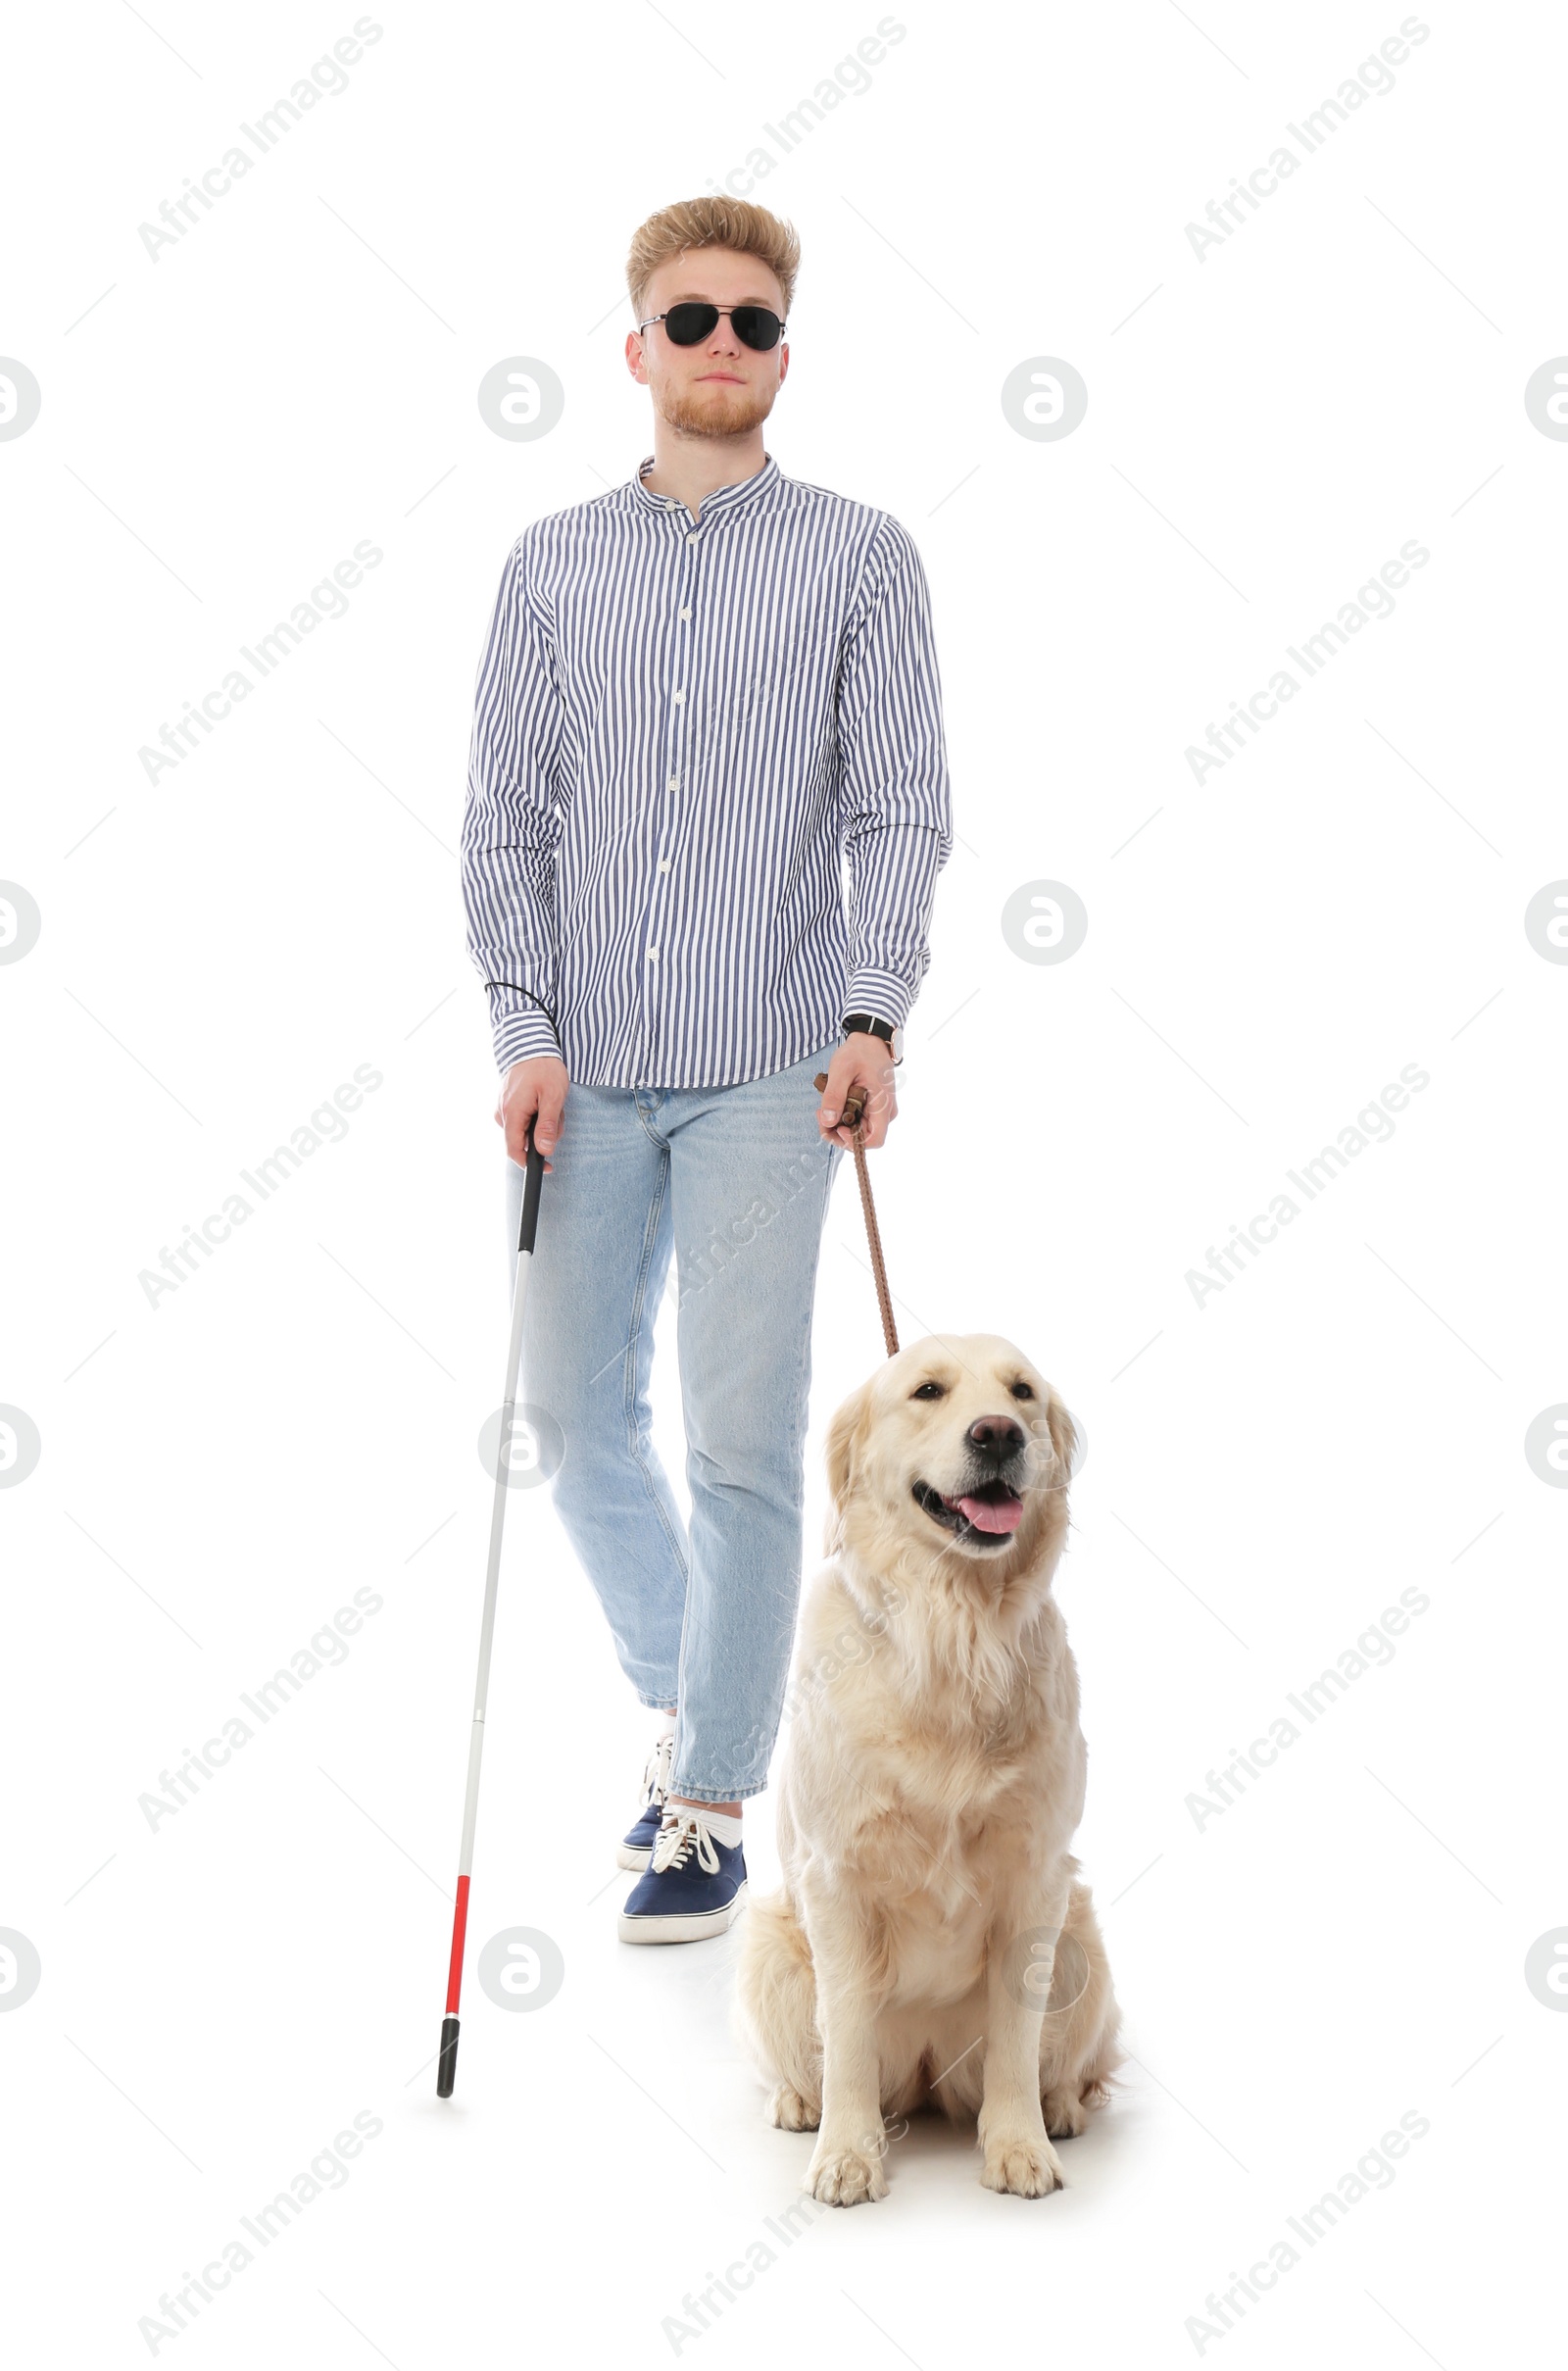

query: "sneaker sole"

left=617, top=1880, right=748, bottom=1945
left=616, top=1842, right=654, bottom=1871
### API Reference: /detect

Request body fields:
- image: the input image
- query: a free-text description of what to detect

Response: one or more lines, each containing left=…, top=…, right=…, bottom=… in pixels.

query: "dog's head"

left=822, top=1334, right=1079, bottom=1580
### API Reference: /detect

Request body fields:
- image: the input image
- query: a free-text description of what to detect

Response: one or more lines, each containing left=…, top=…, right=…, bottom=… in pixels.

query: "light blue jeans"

left=505, top=1039, right=845, bottom=1803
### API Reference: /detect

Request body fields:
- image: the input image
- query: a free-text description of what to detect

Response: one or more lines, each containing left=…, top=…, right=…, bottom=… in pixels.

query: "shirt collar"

left=632, top=449, right=780, bottom=522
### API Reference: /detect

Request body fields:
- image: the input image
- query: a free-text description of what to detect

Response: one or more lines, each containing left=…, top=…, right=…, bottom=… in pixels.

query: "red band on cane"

left=445, top=1874, right=471, bottom=2014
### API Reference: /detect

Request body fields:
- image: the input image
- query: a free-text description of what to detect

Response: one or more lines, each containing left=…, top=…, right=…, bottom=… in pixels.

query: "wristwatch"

left=841, top=1012, right=904, bottom=1065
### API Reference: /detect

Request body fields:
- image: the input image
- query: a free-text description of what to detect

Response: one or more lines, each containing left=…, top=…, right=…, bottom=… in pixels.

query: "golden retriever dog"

left=733, top=1333, right=1121, bottom=2204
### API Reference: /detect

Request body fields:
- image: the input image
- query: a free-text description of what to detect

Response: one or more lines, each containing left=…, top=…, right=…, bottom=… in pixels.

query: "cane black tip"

left=437, top=2015, right=460, bottom=2098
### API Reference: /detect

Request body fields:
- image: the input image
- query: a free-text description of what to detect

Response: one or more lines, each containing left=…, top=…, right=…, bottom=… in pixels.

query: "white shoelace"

left=640, top=1730, right=675, bottom=1811
left=651, top=1808, right=720, bottom=1876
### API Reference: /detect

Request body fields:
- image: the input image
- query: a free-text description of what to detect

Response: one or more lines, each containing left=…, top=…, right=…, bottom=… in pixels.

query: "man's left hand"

left=817, top=1032, right=898, bottom=1151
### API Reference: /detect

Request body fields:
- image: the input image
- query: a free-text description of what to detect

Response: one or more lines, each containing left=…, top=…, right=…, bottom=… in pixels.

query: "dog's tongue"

left=952, top=1491, right=1022, bottom=1535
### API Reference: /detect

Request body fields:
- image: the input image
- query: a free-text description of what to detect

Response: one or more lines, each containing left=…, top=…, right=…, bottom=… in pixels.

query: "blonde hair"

left=626, top=195, right=801, bottom=327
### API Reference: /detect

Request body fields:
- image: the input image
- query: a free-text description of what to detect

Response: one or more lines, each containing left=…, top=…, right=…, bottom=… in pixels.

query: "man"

left=460, top=195, right=952, bottom=1944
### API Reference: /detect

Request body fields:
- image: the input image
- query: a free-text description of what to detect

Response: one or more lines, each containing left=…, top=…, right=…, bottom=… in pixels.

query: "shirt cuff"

left=492, top=1002, right=564, bottom=1073
left=843, top=969, right=915, bottom=1032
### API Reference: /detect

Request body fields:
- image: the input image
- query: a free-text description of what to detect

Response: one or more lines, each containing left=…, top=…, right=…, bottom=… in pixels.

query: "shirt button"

left=659, top=860, right=671, bottom=872
left=679, top=607, right=691, bottom=619
left=685, top=532, right=698, bottom=546
left=667, top=775, right=679, bottom=790
left=672, top=688, right=685, bottom=704
left=647, top=946, right=659, bottom=961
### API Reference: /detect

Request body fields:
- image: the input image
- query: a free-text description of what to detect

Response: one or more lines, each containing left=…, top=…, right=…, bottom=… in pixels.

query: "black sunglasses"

left=637, top=302, right=786, bottom=352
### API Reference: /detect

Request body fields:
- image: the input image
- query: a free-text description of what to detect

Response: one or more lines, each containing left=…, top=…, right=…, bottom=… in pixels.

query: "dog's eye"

left=1010, top=1382, right=1036, bottom=1400
left=910, top=1380, right=944, bottom=1401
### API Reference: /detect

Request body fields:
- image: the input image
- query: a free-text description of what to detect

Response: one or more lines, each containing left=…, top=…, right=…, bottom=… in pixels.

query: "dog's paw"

left=1043, top=2085, right=1090, bottom=2139
left=981, top=2130, right=1064, bottom=2198
left=804, top=2141, right=888, bottom=2205
left=767, top=2082, right=821, bottom=2132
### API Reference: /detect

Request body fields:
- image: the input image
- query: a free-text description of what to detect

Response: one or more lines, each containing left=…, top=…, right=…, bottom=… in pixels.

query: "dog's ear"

left=1045, top=1390, right=1080, bottom=1488
left=822, top=1380, right=871, bottom=1555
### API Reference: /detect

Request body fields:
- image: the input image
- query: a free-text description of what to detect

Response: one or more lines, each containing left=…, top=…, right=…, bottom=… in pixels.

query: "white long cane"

left=437, top=1122, right=546, bottom=2098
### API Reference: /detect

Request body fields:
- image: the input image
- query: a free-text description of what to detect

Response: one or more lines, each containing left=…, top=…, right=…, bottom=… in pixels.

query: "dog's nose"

left=967, top=1415, right=1026, bottom=1460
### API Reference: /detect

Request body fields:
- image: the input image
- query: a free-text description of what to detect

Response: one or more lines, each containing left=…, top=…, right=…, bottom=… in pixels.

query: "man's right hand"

left=495, top=1056, right=568, bottom=1172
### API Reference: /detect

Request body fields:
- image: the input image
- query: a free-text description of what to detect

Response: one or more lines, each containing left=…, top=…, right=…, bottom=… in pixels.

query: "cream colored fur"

left=733, top=1333, right=1121, bottom=2204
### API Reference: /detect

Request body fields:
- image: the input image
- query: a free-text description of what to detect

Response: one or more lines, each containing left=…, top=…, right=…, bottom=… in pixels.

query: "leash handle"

left=814, top=1073, right=899, bottom=1359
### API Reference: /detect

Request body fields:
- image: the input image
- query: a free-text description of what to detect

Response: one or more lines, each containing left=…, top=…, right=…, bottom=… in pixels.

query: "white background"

left=3, top=3, right=1563, bottom=2363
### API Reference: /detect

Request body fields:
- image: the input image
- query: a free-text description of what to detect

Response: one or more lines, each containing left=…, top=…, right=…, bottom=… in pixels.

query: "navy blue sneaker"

left=618, top=1807, right=748, bottom=1943
left=616, top=1730, right=675, bottom=1871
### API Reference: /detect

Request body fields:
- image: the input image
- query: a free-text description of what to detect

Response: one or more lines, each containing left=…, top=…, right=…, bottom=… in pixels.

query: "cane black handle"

left=517, top=1122, right=547, bottom=1255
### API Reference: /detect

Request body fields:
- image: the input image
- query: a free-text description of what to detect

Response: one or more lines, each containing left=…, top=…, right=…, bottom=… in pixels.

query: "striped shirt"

left=460, top=447, right=953, bottom=1087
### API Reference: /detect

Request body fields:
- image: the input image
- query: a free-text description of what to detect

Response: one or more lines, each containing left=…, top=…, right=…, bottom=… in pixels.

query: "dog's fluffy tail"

left=730, top=1888, right=822, bottom=2102
left=1063, top=1872, right=1126, bottom=2105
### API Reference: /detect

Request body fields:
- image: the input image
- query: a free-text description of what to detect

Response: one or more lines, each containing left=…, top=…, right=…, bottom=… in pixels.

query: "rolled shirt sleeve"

left=835, top=518, right=954, bottom=1030
left=461, top=536, right=566, bottom=1073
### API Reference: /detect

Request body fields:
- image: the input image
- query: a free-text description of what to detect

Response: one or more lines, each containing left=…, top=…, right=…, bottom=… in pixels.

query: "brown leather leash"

left=813, top=1073, right=899, bottom=1358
